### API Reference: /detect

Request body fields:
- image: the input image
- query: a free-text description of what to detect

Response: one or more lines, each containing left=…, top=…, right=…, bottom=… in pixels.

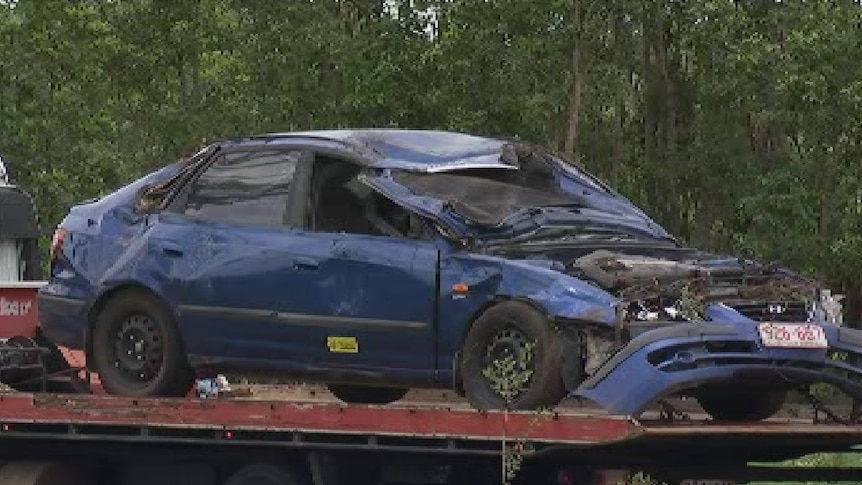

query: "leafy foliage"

left=3, top=1, right=862, bottom=323
left=482, top=342, right=535, bottom=403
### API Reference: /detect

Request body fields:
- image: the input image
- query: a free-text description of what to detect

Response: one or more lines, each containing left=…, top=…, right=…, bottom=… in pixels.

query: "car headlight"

left=815, top=289, right=844, bottom=325
left=624, top=299, right=689, bottom=322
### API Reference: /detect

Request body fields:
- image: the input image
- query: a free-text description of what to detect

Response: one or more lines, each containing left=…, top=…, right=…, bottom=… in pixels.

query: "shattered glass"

left=394, top=167, right=585, bottom=226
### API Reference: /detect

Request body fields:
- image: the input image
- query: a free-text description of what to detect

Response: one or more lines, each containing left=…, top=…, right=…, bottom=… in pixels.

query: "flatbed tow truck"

left=0, top=284, right=861, bottom=485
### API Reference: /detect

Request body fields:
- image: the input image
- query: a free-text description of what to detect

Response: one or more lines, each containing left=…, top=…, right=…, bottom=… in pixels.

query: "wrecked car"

left=37, top=130, right=862, bottom=420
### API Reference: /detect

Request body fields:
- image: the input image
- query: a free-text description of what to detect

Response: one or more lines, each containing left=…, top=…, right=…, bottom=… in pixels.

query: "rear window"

left=183, top=151, right=300, bottom=227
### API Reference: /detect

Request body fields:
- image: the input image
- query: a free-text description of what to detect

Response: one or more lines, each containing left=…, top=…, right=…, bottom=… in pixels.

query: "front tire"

left=697, top=389, right=787, bottom=421
left=460, top=301, right=565, bottom=410
left=91, top=289, right=193, bottom=397
left=327, top=384, right=408, bottom=405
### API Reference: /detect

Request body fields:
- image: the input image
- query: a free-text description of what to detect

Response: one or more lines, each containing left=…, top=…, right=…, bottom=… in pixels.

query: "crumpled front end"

left=572, top=303, right=862, bottom=416
left=550, top=247, right=859, bottom=416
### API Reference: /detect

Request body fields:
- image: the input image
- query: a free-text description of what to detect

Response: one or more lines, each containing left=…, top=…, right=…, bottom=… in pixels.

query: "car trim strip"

left=37, top=294, right=86, bottom=309
left=178, top=305, right=429, bottom=331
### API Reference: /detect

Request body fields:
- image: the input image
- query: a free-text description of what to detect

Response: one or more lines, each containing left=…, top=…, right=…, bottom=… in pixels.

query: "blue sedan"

left=38, top=130, right=862, bottom=420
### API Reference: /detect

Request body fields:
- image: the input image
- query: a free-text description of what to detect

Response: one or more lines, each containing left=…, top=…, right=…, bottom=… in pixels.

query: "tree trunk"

left=563, top=0, right=583, bottom=162
left=610, top=8, right=625, bottom=187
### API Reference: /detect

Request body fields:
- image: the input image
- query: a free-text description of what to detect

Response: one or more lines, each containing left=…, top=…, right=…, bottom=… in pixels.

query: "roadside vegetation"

left=3, top=1, right=862, bottom=325
left=3, top=2, right=862, bottom=480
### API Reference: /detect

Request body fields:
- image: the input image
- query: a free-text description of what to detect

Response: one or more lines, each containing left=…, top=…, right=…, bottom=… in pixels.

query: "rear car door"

left=153, top=147, right=315, bottom=363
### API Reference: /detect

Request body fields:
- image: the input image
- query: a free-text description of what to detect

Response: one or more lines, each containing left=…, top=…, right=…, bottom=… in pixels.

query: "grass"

left=749, top=452, right=862, bottom=485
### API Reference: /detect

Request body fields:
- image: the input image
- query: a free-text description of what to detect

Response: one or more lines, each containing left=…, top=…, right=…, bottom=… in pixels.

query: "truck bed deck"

left=0, top=387, right=860, bottom=466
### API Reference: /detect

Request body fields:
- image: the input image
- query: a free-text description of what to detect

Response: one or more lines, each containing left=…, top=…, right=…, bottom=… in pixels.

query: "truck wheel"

left=460, top=301, right=565, bottom=410
left=0, top=461, right=95, bottom=485
left=697, top=389, right=787, bottom=421
left=327, top=385, right=408, bottom=405
left=91, top=289, right=193, bottom=397
left=225, top=464, right=305, bottom=485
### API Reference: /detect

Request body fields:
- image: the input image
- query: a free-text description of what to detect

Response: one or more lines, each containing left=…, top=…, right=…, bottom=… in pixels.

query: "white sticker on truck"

left=0, top=297, right=32, bottom=317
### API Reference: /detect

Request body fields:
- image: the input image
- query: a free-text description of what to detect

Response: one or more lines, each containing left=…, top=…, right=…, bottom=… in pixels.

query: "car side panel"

left=39, top=205, right=158, bottom=349
left=295, top=233, right=438, bottom=370
left=435, top=252, right=619, bottom=369
left=140, top=213, right=320, bottom=362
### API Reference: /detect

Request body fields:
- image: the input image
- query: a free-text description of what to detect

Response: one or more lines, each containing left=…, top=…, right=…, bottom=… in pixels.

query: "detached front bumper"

left=571, top=321, right=862, bottom=416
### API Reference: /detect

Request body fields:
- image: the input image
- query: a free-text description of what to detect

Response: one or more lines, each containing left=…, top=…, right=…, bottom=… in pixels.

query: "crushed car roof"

left=226, top=129, right=671, bottom=240
left=245, top=129, right=511, bottom=172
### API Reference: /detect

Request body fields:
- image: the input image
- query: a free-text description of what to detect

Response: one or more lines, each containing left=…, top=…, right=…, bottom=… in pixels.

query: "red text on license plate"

left=757, top=323, right=827, bottom=349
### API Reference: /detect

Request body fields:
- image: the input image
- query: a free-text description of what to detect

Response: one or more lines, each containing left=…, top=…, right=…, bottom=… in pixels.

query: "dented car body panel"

left=38, top=129, right=862, bottom=415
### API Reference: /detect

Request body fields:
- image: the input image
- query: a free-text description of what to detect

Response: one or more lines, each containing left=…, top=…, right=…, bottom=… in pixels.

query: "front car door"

left=267, top=155, right=440, bottom=377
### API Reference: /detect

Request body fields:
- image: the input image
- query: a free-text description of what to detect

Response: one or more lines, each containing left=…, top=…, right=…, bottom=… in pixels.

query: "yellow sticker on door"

left=327, top=336, right=359, bottom=353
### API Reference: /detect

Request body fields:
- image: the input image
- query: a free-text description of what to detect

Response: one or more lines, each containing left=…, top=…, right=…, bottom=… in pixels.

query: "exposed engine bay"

left=571, top=249, right=843, bottom=325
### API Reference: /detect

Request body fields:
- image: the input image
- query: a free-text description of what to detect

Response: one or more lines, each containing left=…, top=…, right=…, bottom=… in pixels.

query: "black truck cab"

left=0, top=156, right=40, bottom=281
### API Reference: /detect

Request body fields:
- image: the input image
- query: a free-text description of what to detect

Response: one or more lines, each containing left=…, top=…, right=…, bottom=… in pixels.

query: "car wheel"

left=92, top=289, right=193, bottom=397
left=460, top=301, right=565, bottom=410
left=327, top=385, right=408, bottom=405
left=697, top=389, right=787, bottom=421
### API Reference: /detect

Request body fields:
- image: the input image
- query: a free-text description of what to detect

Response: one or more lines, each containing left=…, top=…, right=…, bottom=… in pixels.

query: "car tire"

left=91, top=289, right=193, bottom=397
left=460, top=301, right=565, bottom=410
left=327, top=384, right=408, bottom=405
left=697, top=389, right=787, bottom=421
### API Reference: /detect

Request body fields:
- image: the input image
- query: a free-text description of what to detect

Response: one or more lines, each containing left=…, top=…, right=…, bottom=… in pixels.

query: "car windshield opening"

left=393, top=166, right=588, bottom=226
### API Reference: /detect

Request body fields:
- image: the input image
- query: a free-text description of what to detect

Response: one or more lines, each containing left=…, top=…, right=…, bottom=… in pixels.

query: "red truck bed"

left=0, top=389, right=860, bottom=482
left=0, top=389, right=860, bottom=449
left=3, top=282, right=862, bottom=485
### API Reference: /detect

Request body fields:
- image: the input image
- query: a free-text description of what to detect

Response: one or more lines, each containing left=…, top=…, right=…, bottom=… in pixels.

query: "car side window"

left=183, top=150, right=300, bottom=227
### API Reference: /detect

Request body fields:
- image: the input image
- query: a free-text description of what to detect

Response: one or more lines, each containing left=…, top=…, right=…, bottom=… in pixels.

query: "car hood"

left=490, top=242, right=792, bottom=285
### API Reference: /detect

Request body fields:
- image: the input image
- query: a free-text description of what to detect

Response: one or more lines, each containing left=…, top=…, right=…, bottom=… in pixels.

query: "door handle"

left=334, top=245, right=356, bottom=258
left=294, top=257, right=319, bottom=270
left=157, top=241, right=184, bottom=257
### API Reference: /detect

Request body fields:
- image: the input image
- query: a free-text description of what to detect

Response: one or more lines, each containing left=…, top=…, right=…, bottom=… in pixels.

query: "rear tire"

left=91, top=289, right=193, bottom=397
left=460, top=301, right=565, bottom=410
left=327, top=384, right=408, bottom=405
left=697, top=389, right=787, bottom=421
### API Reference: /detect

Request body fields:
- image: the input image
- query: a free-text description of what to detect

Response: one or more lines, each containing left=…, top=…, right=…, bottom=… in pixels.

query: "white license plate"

left=758, top=322, right=827, bottom=348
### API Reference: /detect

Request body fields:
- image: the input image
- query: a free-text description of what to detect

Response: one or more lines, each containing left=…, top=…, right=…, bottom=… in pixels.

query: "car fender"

left=87, top=228, right=186, bottom=339
left=436, top=253, right=618, bottom=366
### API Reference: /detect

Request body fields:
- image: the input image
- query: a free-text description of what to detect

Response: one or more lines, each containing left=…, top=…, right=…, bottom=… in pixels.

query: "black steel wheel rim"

left=112, top=314, right=163, bottom=384
left=483, top=325, right=536, bottom=398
